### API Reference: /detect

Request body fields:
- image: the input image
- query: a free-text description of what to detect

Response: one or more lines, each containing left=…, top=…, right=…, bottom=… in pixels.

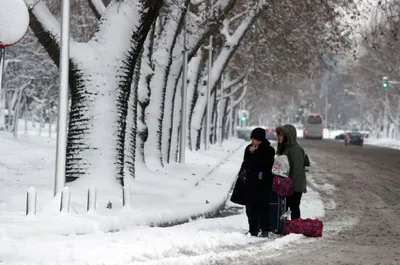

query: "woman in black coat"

left=231, top=127, right=275, bottom=237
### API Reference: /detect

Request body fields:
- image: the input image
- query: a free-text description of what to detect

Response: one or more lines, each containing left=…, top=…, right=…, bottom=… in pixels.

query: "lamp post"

left=54, top=0, right=71, bottom=196
left=204, top=0, right=213, bottom=150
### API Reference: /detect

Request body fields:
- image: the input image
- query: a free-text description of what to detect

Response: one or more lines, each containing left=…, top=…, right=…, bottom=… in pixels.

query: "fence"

left=25, top=185, right=131, bottom=215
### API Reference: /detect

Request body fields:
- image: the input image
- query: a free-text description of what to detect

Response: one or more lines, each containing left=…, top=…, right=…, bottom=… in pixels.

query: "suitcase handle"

left=280, top=210, right=291, bottom=220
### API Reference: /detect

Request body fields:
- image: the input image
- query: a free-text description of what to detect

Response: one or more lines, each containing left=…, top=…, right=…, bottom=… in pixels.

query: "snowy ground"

left=1, top=187, right=324, bottom=265
left=363, top=138, right=400, bottom=149
left=1, top=184, right=324, bottom=265
left=0, top=128, right=245, bottom=237
left=0, top=125, right=327, bottom=265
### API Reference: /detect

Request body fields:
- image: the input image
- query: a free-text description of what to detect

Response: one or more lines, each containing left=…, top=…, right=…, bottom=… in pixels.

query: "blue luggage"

left=269, top=189, right=287, bottom=235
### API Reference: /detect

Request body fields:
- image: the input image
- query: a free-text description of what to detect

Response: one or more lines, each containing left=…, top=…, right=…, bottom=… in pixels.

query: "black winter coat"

left=230, top=140, right=275, bottom=206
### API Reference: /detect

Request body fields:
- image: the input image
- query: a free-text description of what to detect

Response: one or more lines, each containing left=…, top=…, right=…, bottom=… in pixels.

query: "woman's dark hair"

left=276, top=126, right=288, bottom=155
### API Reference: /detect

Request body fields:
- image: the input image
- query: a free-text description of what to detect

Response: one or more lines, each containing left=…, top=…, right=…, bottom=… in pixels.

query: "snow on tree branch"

left=232, top=83, right=247, bottom=107
left=24, top=0, right=78, bottom=65
left=24, top=0, right=65, bottom=44
left=217, top=80, right=247, bottom=100
left=216, top=74, right=248, bottom=100
left=87, top=0, right=107, bottom=19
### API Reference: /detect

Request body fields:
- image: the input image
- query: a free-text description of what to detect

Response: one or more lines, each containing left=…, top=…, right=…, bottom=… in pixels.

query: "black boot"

left=259, top=231, right=268, bottom=238
left=246, top=231, right=258, bottom=237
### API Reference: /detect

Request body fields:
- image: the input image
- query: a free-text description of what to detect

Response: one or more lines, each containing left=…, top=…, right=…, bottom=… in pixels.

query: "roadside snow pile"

left=295, top=128, right=344, bottom=139
left=0, top=132, right=245, bottom=238
left=0, top=186, right=325, bottom=265
left=365, top=138, right=400, bottom=149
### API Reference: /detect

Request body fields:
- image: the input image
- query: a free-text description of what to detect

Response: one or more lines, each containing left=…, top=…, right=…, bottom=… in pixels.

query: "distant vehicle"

left=303, top=114, right=323, bottom=140
left=344, top=132, right=364, bottom=146
left=236, top=127, right=252, bottom=141
left=335, top=133, right=346, bottom=140
left=361, top=131, right=369, bottom=139
left=336, top=131, right=369, bottom=140
left=265, top=127, right=277, bottom=141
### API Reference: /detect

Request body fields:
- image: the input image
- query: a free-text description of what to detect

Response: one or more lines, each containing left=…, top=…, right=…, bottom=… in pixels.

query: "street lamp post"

left=54, top=0, right=71, bottom=196
left=217, top=74, right=224, bottom=146
left=204, top=0, right=213, bottom=150
left=0, top=48, right=5, bottom=130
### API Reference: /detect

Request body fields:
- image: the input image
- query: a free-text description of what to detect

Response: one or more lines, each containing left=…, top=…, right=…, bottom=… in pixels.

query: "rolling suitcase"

left=268, top=189, right=288, bottom=235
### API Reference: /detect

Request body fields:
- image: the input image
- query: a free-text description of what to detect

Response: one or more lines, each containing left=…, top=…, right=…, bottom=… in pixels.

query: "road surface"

left=222, top=139, right=400, bottom=265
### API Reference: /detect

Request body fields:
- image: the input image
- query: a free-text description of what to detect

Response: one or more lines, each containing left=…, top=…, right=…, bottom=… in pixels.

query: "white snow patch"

left=0, top=186, right=325, bottom=265
left=365, top=138, right=400, bottom=150
left=0, top=131, right=246, bottom=238
left=0, top=0, right=29, bottom=46
left=0, top=127, right=329, bottom=264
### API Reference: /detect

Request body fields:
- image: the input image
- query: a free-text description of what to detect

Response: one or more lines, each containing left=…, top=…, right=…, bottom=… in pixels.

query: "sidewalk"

left=0, top=133, right=246, bottom=237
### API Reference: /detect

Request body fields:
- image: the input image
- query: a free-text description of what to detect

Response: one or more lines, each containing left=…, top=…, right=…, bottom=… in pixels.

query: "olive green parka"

left=276, top=124, right=307, bottom=193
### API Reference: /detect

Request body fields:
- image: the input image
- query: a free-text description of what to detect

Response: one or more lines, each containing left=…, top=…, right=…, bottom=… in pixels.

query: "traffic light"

left=382, top=76, right=389, bottom=89
left=241, top=113, right=248, bottom=121
left=240, top=110, right=249, bottom=122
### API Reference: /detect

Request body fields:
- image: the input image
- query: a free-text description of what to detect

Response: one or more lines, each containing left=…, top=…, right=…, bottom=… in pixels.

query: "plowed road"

left=224, top=139, right=400, bottom=265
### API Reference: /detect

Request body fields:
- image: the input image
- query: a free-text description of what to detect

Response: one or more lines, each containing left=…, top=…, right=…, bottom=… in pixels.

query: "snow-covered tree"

left=26, top=0, right=163, bottom=187
left=228, top=0, right=358, bottom=123
left=188, top=0, right=265, bottom=150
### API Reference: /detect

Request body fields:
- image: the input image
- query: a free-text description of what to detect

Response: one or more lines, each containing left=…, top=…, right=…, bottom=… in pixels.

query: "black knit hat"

left=250, top=127, right=266, bottom=141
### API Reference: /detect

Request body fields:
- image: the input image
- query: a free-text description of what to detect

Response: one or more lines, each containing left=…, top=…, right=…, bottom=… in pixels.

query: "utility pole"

left=204, top=0, right=213, bottom=151
left=228, top=95, right=233, bottom=139
left=0, top=48, right=5, bottom=130
left=218, top=74, right=224, bottom=146
left=54, top=0, right=70, bottom=196
left=325, top=75, right=329, bottom=132
left=179, top=9, right=188, bottom=163
left=396, top=97, right=400, bottom=139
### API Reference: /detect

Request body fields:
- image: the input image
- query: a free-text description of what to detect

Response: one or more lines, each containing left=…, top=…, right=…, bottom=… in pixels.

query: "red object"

left=0, top=41, right=21, bottom=48
left=346, top=135, right=350, bottom=139
left=284, top=218, right=323, bottom=237
left=321, top=130, right=324, bottom=135
left=273, top=175, right=293, bottom=197
left=268, top=128, right=272, bottom=132
left=304, top=130, right=308, bottom=134
left=312, top=114, right=316, bottom=118
left=319, top=115, right=322, bottom=118
left=360, top=136, right=363, bottom=140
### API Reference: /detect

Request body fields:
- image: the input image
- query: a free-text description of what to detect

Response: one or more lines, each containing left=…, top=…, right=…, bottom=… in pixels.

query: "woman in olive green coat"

left=275, top=124, right=307, bottom=220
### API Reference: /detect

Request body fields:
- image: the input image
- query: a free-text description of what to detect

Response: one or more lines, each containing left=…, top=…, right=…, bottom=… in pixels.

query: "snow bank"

left=0, top=185, right=325, bottom=265
left=0, top=132, right=246, bottom=238
left=295, top=128, right=345, bottom=139
left=0, top=0, right=29, bottom=46
left=365, top=138, right=400, bottom=150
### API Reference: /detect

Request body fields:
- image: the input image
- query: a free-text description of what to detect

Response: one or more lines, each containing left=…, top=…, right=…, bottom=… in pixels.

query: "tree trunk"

left=144, top=3, right=187, bottom=168
left=163, top=57, right=183, bottom=163
left=136, top=30, right=155, bottom=170
left=170, top=75, right=182, bottom=162
left=124, top=50, right=142, bottom=180
left=185, top=52, right=203, bottom=150
left=28, top=0, right=163, bottom=187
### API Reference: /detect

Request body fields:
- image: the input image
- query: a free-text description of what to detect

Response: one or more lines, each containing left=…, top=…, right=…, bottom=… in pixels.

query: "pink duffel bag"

left=284, top=218, right=323, bottom=237
left=273, top=175, right=293, bottom=196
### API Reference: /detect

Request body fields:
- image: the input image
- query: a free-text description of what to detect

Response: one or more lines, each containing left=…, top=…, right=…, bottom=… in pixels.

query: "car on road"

left=344, top=132, right=364, bottom=146
left=265, top=127, right=277, bottom=141
left=335, top=133, right=346, bottom=140
left=236, top=127, right=252, bottom=140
